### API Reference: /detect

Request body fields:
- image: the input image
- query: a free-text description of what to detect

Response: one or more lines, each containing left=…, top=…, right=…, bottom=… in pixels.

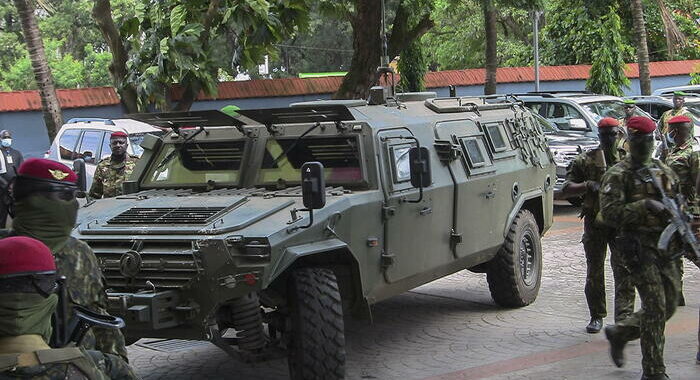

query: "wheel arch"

left=267, top=239, right=368, bottom=318
left=505, top=190, right=545, bottom=237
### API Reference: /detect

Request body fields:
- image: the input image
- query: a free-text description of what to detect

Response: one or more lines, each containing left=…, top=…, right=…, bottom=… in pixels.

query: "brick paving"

left=126, top=205, right=700, bottom=380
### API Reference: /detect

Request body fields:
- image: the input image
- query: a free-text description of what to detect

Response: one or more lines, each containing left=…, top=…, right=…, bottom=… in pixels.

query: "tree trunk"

left=483, top=0, right=498, bottom=95
left=13, top=0, right=63, bottom=142
left=333, top=0, right=382, bottom=100
left=630, top=0, right=651, bottom=95
left=92, top=0, right=139, bottom=113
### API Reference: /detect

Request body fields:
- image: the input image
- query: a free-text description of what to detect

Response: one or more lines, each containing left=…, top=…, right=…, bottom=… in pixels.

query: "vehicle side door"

left=75, top=130, right=106, bottom=180
left=377, top=128, right=453, bottom=283
left=56, top=129, right=81, bottom=166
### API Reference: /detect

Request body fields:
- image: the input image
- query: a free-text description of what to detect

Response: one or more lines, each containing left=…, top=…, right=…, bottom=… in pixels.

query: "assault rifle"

left=639, top=168, right=700, bottom=266
left=50, top=276, right=125, bottom=348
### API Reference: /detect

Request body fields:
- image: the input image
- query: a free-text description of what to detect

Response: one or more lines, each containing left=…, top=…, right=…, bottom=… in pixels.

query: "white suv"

left=46, top=118, right=164, bottom=188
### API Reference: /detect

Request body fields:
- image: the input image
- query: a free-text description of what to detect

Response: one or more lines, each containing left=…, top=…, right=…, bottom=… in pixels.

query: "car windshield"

left=258, top=136, right=363, bottom=186
left=580, top=100, right=646, bottom=122
left=142, top=140, right=246, bottom=187
left=130, top=131, right=165, bottom=156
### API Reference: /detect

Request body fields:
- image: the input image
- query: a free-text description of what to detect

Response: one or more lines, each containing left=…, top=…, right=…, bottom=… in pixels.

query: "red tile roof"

left=1, top=60, right=698, bottom=112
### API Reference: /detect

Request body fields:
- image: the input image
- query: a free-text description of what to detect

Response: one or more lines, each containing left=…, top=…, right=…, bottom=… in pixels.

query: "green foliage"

left=398, top=39, right=427, bottom=91
left=122, top=0, right=311, bottom=109
left=641, top=0, right=700, bottom=61
left=585, top=7, right=630, bottom=96
left=690, top=64, right=700, bottom=85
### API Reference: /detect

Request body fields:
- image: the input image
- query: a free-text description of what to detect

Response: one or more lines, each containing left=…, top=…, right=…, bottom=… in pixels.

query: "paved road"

left=127, top=205, right=700, bottom=380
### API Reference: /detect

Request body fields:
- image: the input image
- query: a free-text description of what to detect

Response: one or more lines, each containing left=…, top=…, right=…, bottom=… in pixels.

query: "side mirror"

left=301, top=161, right=326, bottom=209
left=409, top=147, right=431, bottom=188
left=73, top=159, right=87, bottom=192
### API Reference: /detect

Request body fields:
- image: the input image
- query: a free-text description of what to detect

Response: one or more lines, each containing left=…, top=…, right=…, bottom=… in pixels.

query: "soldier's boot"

left=640, top=373, right=669, bottom=380
left=586, top=317, right=603, bottom=333
left=604, top=325, right=626, bottom=367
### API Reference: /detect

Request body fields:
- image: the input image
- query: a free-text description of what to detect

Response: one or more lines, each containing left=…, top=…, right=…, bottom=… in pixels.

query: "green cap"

left=220, top=105, right=240, bottom=117
left=623, top=99, right=636, bottom=105
left=673, top=91, right=689, bottom=97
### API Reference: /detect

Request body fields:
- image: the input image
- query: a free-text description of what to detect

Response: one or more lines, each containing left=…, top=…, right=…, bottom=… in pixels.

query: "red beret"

left=597, top=117, right=620, bottom=128
left=668, top=115, right=692, bottom=124
left=17, top=158, right=77, bottom=184
left=626, top=116, right=656, bottom=134
left=0, top=237, right=55, bottom=277
left=110, top=131, right=128, bottom=139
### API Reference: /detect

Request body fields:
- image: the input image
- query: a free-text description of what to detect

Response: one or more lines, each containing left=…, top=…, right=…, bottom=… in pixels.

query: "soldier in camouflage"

left=0, top=236, right=137, bottom=380
left=662, top=115, right=698, bottom=307
left=600, top=116, right=682, bottom=380
left=0, top=158, right=128, bottom=360
left=89, top=131, right=138, bottom=199
left=560, top=117, right=635, bottom=334
left=658, top=92, right=696, bottom=136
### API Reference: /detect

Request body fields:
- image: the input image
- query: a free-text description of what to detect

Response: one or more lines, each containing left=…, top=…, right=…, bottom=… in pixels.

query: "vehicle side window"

left=389, top=144, right=412, bottom=183
left=546, top=103, right=586, bottom=130
left=483, top=122, right=509, bottom=152
left=459, top=136, right=493, bottom=175
left=525, top=103, right=546, bottom=117
left=58, top=129, right=81, bottom=160
left=101, top=133, right=112, bottom=160
left=649, top=104, right=671, bottom=120
left=77, top=130, right=103, bottom=164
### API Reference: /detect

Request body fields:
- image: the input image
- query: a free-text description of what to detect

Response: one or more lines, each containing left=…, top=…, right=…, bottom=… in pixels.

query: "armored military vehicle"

left=74, top=91, right=555, bottom=379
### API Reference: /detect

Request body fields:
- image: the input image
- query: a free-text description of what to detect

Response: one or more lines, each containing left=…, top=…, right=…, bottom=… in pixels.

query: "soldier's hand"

left=585, top=181, right=600, bottom=193
left=645, top=199, right=667, bottom=216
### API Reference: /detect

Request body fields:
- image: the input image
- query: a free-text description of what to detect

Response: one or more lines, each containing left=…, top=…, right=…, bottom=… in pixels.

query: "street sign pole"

left=533, top=11, right=542, bottom=92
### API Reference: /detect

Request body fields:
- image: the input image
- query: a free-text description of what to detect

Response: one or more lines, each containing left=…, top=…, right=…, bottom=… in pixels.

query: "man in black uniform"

left=0, top=130, right=23, bottom=228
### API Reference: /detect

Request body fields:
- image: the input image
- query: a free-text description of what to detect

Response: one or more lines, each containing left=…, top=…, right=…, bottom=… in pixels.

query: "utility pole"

left=533, top=10, right=543, bottom=92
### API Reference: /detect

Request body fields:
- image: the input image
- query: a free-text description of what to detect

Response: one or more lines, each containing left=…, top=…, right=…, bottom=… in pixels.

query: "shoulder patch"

left=602, top=183, right=613, bottom=194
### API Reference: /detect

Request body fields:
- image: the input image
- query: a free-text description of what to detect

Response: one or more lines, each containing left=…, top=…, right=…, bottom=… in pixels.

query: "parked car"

left=515, top=91, right=651, bottom=138
left=534, top=113, right=598, bottom=206
left=625, top=94, right=700, bottom=122
left=46, top=118, right=164, bottom=188
left=651, top=85, right=700, bottom=97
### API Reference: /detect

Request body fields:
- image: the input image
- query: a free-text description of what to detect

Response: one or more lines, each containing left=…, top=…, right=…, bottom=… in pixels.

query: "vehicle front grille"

left=86, top=240, right=200, bottom=290
left=107, top=207, right=227, bottom=225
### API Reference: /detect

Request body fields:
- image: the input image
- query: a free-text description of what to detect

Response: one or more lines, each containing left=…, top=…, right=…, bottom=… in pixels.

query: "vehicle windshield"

left=581, top=100, right=647, bottom=122
left=258, top=136, right=363, bottom=186
left=142, top=141, right=246, bottom=187
left=130, top=131, right=165, bottom=156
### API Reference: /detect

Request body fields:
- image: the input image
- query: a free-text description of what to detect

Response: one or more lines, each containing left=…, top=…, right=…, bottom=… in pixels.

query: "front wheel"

left=487, top=209, right=543, bottom=307
left=287, top=267, right=346, bottom=380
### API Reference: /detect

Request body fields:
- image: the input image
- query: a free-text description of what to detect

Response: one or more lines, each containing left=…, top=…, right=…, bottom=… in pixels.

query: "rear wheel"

left=487, top=209, right=542, bottom=307
left=287, top=267, right=345, bottom=380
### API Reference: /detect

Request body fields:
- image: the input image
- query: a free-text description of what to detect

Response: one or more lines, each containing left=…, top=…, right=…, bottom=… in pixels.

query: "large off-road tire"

left=287, top=267, right=345, bottom=380
left=487, top=209, right=542, bottom=307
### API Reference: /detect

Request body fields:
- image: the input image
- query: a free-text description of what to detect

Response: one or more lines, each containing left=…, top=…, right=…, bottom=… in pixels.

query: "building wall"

left=1, top=74, right=692, bottom=159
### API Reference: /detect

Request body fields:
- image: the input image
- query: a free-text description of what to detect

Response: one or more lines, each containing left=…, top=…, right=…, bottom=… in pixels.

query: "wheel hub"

left=519, top=231, right=536, bottom=286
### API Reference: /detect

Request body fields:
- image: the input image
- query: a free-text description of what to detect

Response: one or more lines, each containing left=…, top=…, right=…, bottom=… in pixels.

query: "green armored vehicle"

left=74, top=91, right=555, bottom=379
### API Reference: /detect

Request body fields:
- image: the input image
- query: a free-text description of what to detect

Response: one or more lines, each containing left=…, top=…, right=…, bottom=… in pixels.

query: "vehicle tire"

left=287, top=267, right=345, bottom=380
left=567, top=196, right=583, bottom=207
left=487, top=209, right=542, bottom=307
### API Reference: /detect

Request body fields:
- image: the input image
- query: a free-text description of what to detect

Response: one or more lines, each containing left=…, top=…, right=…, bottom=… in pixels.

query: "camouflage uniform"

left=599, top=157, right=682, bottom=377
left=564, top=147, right=635, bottom=322
left=0, top=347, right=109, bottom=380
left=659, top=108, right=695, bottom=135
left=0, top=231, right=127, bottom=360
left=663, top=139, right=699, bottom=307
left=89, top=155, right=138, bottom=199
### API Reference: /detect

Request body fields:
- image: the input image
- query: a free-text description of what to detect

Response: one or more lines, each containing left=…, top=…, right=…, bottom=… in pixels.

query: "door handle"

left=419, top=207, right=432, bottom=216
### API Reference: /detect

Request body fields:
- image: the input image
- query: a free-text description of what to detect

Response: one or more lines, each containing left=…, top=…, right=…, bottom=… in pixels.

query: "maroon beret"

left=626, top=116, right=656, bottom=134
left=0, top=237, right=55, bottom=277
left=17, top=158, right=77, bottom=184
left=668, top=115, right=692, bottom=125
left=597, top=117, right=620, bottom=128
left=110, top=131, right=128, bottom=139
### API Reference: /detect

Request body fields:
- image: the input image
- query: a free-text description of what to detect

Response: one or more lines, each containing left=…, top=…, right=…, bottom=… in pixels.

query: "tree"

left=328, top=0, right=435, bottom=99
left=630, top=0, right=652, bottom=95
left=397, top=39, right=427, bottom=92
left=12, top=0, right=62, bottom=141
left=586, top=7, right=630, bottom=96
left=482, top=0, right=498, bottom=94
